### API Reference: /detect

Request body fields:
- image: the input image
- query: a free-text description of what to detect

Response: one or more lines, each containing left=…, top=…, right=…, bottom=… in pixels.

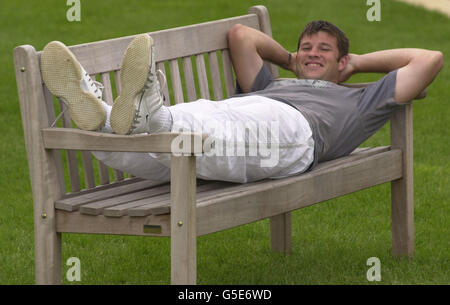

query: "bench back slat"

left=81, top=151, right=96, bottom=189
left=209, top=51, right=224, bottom=101
left=182, top=57, right=198, bottom=101
left=169, top=59, right=184, bottom=104
left=100, top=72, right=114, bottom=106
left=221, top=49, right=236, bottom=97
left=195, top=54, right=210, bottom=100
left=114, top=70, right=122, bottom=95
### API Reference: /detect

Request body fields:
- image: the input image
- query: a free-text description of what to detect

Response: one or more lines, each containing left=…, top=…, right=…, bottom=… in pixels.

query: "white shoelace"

left=50, top=99, right=69, bottom=127
left=86, top=72, right=104, bottom=100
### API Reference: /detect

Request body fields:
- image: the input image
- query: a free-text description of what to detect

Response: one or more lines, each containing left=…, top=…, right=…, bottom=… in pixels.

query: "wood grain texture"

left=170, top=155, right=197, bottom=285
left=196, top=149, right=403, bottom=236
left=390, top=105, right=414, bottom=258
left=14, top=45, right=63, bottom=284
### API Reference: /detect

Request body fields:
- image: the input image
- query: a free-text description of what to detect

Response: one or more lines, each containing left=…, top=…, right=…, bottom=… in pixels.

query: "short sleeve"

left=358, top=70, right=403, bottom=136
left=235, top=64, right=274, bottom=94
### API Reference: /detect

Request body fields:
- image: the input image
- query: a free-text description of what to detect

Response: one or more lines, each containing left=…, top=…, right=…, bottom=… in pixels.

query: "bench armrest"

left=41, top=128, right=207, bottom=154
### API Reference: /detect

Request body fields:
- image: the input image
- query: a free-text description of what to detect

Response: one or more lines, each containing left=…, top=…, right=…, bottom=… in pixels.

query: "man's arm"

left=341, top=49, right=444, bottom=103
left=228, top=24, right=292, bottom=93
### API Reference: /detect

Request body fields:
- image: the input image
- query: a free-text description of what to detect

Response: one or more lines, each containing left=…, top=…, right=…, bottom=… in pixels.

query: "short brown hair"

left=298, top=20, right=349, bottom=60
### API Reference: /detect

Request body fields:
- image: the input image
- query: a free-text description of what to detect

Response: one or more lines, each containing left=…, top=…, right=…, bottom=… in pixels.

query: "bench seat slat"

left=313, top=146, right=390, bottom=171
left=55, top=179, right=161, bottom=211
left=126, top=181, right=237, bottom=216
left=103, top=197, right=168, bottom=217
left=79, top=183, right=172, bottom=215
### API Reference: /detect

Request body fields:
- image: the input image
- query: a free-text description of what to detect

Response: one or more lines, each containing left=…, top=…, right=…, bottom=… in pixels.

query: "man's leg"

left=40, top=39, right=171, bottom=182
left=90, top=102, right=171, bottom=182
left=110, top=35, right=168, bottom=135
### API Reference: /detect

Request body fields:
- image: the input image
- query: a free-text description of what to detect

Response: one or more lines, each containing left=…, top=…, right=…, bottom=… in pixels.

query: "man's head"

left=295, top=20, right=349, bottom=83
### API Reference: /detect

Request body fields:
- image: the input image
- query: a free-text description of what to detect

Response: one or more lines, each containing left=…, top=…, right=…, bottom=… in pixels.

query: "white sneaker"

left=110, top=34, right=164, bottom=135
left=41, top=41, right=106, bottom=131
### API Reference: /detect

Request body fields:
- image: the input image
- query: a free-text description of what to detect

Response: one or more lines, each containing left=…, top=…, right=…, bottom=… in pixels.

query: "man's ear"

left=338, top=54, right=349, bottom=71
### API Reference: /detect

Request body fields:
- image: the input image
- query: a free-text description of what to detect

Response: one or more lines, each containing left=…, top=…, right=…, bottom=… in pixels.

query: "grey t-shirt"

left=234, top=65, right=402, bottom=169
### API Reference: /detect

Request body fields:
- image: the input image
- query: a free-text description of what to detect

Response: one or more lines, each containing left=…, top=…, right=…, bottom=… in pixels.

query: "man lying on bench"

left=40, top=21, right=443, bottom=183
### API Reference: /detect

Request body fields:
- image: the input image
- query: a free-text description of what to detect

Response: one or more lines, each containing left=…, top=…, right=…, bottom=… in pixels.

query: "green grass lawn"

left=0, top=0, right=448, bottom=284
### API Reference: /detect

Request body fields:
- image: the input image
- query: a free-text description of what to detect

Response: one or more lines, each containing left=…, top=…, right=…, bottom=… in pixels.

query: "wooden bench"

left=14, top=5, right=419, bottom=284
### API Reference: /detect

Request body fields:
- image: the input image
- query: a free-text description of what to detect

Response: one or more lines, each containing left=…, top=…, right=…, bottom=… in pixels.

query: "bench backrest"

left=14, top=6, right=277, bottom=196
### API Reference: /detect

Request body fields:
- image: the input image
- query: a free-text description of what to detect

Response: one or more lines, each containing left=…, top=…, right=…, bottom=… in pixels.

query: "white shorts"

left=93, top=95, right=314, bottom=183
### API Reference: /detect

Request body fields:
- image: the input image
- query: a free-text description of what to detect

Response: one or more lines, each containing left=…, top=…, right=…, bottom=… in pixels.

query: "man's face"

left=296, top=31, right=347, bottom=83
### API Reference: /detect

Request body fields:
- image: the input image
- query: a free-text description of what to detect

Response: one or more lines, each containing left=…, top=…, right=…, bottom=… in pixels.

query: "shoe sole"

left=110, top=34, right=153, bottom=135
left=41, top=41, right=106, bottom=131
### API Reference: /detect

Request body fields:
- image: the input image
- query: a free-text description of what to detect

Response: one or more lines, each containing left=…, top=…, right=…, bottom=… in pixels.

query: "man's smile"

left=305, top=62, right=324, bottom=67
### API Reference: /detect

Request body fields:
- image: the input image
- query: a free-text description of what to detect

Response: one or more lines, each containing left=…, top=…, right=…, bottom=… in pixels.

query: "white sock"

left=98, top=100, right=113, bottom=133
left=148, top=105, right=173, bottom=133
left=98, top=101, right=172, bottom=134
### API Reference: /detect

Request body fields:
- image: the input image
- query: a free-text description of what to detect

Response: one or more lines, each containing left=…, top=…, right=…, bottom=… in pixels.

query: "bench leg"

left=34, top=152, right=64, bottom=284
left=34, top=202, right=62, bottom=284
left=390, top=105, right=414, bottom=258
left=35, top=231, right=62, bottom=284
left=170, top=155, right=197, bottom=284
left=270, top=212, right=292, bottom=254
